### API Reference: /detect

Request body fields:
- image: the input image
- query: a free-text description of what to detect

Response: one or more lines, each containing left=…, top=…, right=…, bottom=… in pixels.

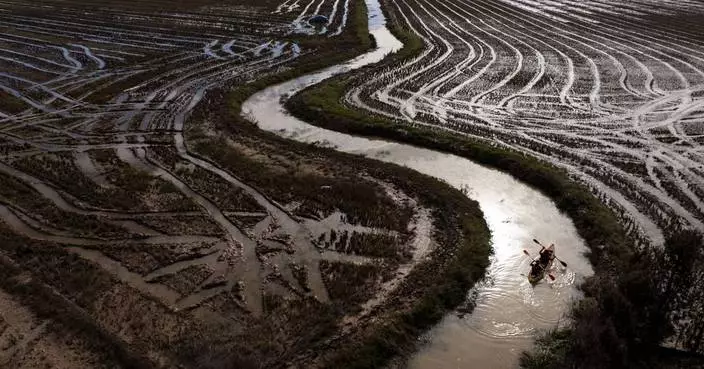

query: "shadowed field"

left=0, top=0, right=492, bottom=367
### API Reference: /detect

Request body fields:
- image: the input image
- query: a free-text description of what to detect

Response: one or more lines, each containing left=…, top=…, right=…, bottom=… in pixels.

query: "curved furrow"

left=431, top=1, right=526, bottom=107
left=353, top=0, right=448, bottom=120
left=6, top=13, right=209, bottom=45
left=329, top=0, right=350, bottom=36
left=294, top=0, right=318, bottom=21
left=383, top=1, right=456, bottom=120
left=520, top=2, right=704, bottom=90
left=475, top=0, right=663, bottom=102
left=549, top=8, right=704, bottom=86
left=364, top=0, right=500, bottom=120
left=442, top=0, right=581, bottom=107
left=398, top=0, right=479, bottom=121
left=436, top=0, right=545, bottom=108
left=440, top=0, right=588, bottom=111
left=0, top=47, right=77, bottom=71
left=404, top=0, right=604, bottom=113
left=570, top=0, right=704, bottom=52
left=577, top=7, right=704, bottom=61
left=476, top=0, right=670, bottom=101
left=0, top=19, right=175, bottom=51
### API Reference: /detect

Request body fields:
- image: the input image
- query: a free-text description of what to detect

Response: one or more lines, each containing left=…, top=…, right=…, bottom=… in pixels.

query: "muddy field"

left=343, top=0, right=704, bottom=245
left=6, top=0, right=701, bottom=367
left=0, top=0, right=494, bottom=367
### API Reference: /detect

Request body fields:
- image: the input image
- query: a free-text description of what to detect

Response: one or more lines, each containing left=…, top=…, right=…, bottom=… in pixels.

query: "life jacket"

left=539, top=249, right=553, bottom=263
left=530, top=260, right=546, bottom=278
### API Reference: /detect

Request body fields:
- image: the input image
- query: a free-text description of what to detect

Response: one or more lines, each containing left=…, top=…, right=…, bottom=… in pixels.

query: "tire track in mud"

left=345, top=0, right=704, bottom=243
left=1, top=0, right=703, bottom=366
left=0, top=0, right=420, bottom=321
left=464, top=0, right=651, bottom=102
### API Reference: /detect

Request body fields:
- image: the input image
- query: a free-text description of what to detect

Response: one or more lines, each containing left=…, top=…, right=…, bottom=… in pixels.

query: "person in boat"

left=539, top=244, right=555, bottom=265
left=530, top=244, right=555, bottom=276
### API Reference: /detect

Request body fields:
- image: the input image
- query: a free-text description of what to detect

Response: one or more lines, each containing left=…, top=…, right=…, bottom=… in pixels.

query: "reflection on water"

left=242, top=0, right=593, bottom=367
left=404, top=148, right=590, bottom=369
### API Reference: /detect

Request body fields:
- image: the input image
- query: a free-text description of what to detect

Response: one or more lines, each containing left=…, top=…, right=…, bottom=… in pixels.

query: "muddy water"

left=242, top=0, right=593, bottom=367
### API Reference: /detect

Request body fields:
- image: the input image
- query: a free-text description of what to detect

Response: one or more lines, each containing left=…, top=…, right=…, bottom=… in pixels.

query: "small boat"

left=528, top=244, right=555, bottom=284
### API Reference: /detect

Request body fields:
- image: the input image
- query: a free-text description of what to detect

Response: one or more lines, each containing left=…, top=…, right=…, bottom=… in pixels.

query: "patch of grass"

left=150, top=265, right=212, bottom=295
left=324, top=184, right=491, bottom=368
left=135, top=215, right=224, bottom=236
left=346, top=232, right=406, bottom=261
left=94, top=241, right=217, bottom=275
left=320, top=260, right=386, bottom=313
left=519, top=329, right=573, bottom=369
left=177, top=294, right=343, bottom=369
left=13, top=151, right=196, bottom=212
left=191, top=136, right=413, bottom=231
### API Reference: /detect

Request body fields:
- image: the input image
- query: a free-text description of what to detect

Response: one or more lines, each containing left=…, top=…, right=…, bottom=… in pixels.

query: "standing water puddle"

left=242, top=1, right=593, bottom=367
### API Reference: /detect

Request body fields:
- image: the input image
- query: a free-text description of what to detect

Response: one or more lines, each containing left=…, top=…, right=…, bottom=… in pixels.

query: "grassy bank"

left=226, top=0, right=372, bottom=123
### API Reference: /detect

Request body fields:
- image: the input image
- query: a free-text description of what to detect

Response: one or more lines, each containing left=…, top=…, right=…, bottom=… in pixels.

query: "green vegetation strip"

left=227, top=0, right=372, bottom=122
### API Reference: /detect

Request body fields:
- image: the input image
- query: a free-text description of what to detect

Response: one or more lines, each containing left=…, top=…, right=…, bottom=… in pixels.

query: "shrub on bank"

left=521, top=229, right=704, bottom=369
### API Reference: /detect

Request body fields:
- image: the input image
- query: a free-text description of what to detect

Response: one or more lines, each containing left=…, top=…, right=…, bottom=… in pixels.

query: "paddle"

left=523, top=250, right=556, bottom=281
left=532, top=239, right=568, bottom=268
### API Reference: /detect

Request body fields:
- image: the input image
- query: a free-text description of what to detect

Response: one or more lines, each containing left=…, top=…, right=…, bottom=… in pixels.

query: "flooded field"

left=344, top=0, right=704, bottom=246
left=2, top=0, right=702, bottom=367
left=0, top=0, right=315, bottom=313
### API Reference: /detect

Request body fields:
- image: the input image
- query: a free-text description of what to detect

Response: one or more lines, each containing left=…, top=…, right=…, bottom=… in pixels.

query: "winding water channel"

left=242, top=1, right=594, bottom=367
